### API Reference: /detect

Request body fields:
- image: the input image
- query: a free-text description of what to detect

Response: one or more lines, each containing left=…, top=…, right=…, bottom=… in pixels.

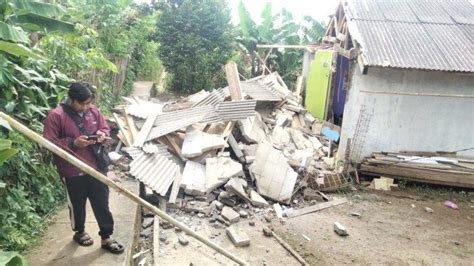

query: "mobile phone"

left=86, top=135, right=98, bottom=141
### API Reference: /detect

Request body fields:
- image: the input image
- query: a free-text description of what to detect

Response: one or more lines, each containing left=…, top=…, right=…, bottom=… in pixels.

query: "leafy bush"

left=0, top=131, right=65, bottom=251
left=155, top=0, right=234, bottom=93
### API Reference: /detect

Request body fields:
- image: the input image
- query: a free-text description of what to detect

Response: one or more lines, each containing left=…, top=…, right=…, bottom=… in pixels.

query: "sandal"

left=73, top=232, right=94, bottom=246
left=101, top=240, right=125, bottom=254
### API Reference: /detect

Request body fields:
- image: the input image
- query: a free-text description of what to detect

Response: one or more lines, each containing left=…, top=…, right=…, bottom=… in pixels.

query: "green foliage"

left=155, top=0, right=234, bottom=93
left=237, top=1, right=325, bottom=88
left=136, top=41, right=162, bottom=81
left=0, top=132, right=65, bottom=251
left=0, top=251, right=30, bottom=266
left=0, top=138, right=18, bottom=165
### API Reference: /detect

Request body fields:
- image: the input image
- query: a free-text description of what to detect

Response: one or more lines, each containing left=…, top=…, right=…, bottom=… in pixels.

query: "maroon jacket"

left=43, top=103, right=110, bottom=178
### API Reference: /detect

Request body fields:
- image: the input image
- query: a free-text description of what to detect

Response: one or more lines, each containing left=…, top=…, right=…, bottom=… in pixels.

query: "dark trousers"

left=63, top=174, right=114, bottom=239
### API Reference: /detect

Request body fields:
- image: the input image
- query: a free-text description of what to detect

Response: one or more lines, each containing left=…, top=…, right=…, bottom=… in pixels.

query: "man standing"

left=43, top=82, right=124, bottom=254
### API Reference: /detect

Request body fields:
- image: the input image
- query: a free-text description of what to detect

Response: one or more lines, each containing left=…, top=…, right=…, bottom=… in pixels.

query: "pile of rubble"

left=110, top=68, right=350, bottom=248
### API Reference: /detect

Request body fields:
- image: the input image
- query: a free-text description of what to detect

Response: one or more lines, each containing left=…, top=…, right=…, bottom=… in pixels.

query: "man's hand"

left=74, top=135, right=96, bottom=148
left=96, top=130, right=107, bottom=144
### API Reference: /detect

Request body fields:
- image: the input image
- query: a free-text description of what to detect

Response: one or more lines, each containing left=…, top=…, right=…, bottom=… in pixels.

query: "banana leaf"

left=12, top=13, right=75, bottom=33
left=0, top=21, right=29, bottom=43
left=10, top=0, right=65, bottom=18
left=0, top=251, right=30, bottom=266
left=0, top=41, right=40, bottom=58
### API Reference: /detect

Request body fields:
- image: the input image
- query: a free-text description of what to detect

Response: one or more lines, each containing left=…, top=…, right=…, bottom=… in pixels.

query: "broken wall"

left=338, top=67, right=474, bottom=162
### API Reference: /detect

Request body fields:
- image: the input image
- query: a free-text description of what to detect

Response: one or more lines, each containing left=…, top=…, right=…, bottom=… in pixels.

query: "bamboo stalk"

left=0, top=111, right=248, bottom=266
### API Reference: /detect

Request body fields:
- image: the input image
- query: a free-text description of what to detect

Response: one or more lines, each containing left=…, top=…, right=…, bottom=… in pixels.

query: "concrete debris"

left=226, top=227, right=250, bottom=247
left=182, top=126, right=226, bottom=158
left=239, top=112, right=268, bottom=143
left=142, top=217, right=154, bottom=229
left=424, top=207, right=434, bottom=213
left=177, top=233, right=189, bottom=246
left=206, top=155, right=243, bottom=180
left=224, top=177, right=251, bottom=203
left=239, top=210, right=249, bottom=218
left=249, top=189, right=270, bottom=207
left=370, top=176, right=397, bottom=191
left=271, top=126, right=290, bottom=146
left=250, top=142, right=297, bottom=204
left=273, top=203, right=283, bottom=219
left=221, top=206, right=240, bottom=224
left=334, top=222, right=348, bottom=236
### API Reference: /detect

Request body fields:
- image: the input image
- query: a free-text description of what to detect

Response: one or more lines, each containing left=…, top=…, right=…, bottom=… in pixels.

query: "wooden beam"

left=113, top=113, right=132, bottom=147
left=124, top=109, right=138, bottom=143
left=133, top=110, right=159, bottom=147
left=225, top=61, right=243, bottom=101
left=287, top=198, right=348, bottom=218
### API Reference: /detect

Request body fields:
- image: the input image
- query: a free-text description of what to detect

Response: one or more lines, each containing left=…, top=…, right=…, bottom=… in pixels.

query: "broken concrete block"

left=239, top=210, right=249, bottom=218
left=239, top=112, right=268, bottom=143
left=206, top=155, right=243, bottom=180
left=218, top=191, right=238, bottom=207
left=372, top=176, right=395, bottom=191
left=250, top=142, right=297, bottom=204
left=323, top=157, right=335, bottom=167
left=212, top=200, right=224, bottom=210
left=275, top=113, right=292, bottom=127
left=273, top=203, right=283, bottom=219
left=177, top=233, right=189, bottom=246
left=226, top=227, right=250, bottom=247
left=312, top=121, right=323, bottom=134
left=308, top=136, right=323, bottom=150
left=304, top=113, right=316, bottom=124
left=181, top=161, right=207, bottom=196
left=221, top=206, right=240, bottom=224
left=249, top=189, right=269, bottom=207
left=271, top=126, right=291, bottom=146
left=334, top=222, right=348, bottom=236
left=182, top=126, right=226, bottom=158
left=240, top=143, right=257, bottom=157
left=424, top=207, right=434, bottom=213
left=225, top=177, right=251, bottom=203
left=289, top=129, right=313, bottom=150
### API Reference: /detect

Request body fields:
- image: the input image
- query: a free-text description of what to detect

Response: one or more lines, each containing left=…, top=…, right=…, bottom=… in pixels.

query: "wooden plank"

left=134, top=110, right=159, bottom=147
left=361, top=165, right=474, bottom=188
left=124, top=109, right=138, bottom=143
left=224, top=61, right=242, bottom=101
left=113, top=113, right=132, bottom=147
left=168, top=171, right=183, bottom=204
left=163, top=134, right=185, bottom=161
left=271, top=230, right=308, bottom=266
left=287, top=198, right=348, bottom=218
left=295, top=76, right=304, bottom=103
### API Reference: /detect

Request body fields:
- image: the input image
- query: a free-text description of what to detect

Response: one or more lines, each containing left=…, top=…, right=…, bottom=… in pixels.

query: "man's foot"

left=101, top=239, right=124, bottom=254
left=73, top=232, right=94, bottom=246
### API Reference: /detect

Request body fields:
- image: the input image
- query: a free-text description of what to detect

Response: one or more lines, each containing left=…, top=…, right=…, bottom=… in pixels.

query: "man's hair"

left=68, top=82, right=96, bottom=102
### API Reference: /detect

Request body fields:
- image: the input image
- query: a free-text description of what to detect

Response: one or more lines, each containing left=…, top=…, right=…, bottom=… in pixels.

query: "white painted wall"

left=338, top=67, right=474, bottom=162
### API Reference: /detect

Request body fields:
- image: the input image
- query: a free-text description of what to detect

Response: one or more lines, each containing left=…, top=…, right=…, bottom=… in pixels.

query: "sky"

left=134, top=0, right=340, bottom=25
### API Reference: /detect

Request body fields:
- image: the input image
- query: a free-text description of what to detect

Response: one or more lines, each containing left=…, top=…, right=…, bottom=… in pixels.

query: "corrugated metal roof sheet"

left=123, top=145, right=172, bottom=159
left=192, top=88, right=230, bottom=107
left=345, top=0, right=474, bottom=72
left=130, top=153, right=180, bottom=196
left=216, top=100, right=257, bottom=121
left=241, top=81, right=282, bottom=101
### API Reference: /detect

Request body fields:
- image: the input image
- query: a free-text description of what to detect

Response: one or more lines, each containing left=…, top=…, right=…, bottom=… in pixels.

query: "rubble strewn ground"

left=107, top=74, right=474, bottom=265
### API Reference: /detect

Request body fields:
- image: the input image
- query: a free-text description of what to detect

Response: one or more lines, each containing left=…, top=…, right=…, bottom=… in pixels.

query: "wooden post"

left=0, top=112, right=248, bottom=266
left=224, top=62, right=242, bottom=101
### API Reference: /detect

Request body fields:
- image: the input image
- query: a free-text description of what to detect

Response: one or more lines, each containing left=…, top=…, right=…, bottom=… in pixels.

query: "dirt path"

left=272, top=190, right=474, bottom=265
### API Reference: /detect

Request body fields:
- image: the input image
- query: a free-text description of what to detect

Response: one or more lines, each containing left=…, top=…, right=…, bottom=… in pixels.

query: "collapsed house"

left=110, top=69, right=348, bottom=227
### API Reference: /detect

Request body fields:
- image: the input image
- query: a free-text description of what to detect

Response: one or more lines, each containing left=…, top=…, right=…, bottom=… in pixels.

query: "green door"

left=305, top=50, right=334, bottom=120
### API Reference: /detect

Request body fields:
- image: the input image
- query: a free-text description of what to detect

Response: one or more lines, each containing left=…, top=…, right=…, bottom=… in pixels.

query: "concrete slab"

left=221, top=206, right=240, bottom=224
left=28, top=177, right=139, bottom=266
left=226, top=227, right=250, bottom=247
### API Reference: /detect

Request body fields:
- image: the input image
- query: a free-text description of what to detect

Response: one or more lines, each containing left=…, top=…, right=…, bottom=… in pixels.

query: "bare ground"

left=273, top=189, right=474, bottom=265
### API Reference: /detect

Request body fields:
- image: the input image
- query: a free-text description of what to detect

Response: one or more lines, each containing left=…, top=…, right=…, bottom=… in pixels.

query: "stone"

left=221, top=206, right=240, bottom=224
left=262, top=226, right=272, bottom=237
left=226, top=227, right=250, bottom=247
left=334, top=222, right=348, bottom=236
left=263, top=214, right=272, bottom=223
left=424, top=207, right=434, bottom=213
left=351, top=212, right=362, bottom=218
left=249, top=220, right=255, bottom=226
left=239, top=210, right=249, bottom=218
left=212, top=200, right=224, bottom=210
left=140, top=227, right=152, bottom=238
left=142, top=217, right=154, bottom=229
left=159, top=233, right=168, bottom=242
left=249, top=189, right=270, bottom=207
left=178, top=234, right=189, bottom=246
left=271, top=126, right=291, bottom=146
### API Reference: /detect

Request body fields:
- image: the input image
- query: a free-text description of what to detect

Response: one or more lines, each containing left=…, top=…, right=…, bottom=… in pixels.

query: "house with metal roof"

left=313, top=0, right=474, bottom=162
